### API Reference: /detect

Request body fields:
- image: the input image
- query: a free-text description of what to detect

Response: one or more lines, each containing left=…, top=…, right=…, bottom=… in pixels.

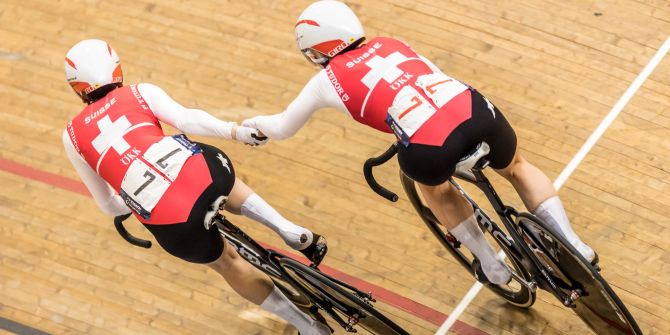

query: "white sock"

left=533, top=196, right=580, bottom=243
left=450, top=214, right=511, bottom=285
left=533, top=196, right=595, bottom=261
left=241, top=193, right=313, bottom=250
left=260, top=286, right=328, bottom=335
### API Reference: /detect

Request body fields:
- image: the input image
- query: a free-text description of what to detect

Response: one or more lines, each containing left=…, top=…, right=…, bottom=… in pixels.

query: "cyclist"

left=242, top=0, right=596, bottom=285
left=62, top=39, right=328, bottom=335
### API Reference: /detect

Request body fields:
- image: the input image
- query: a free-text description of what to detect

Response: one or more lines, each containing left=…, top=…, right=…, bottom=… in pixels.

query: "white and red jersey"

left=67, top=85, right=165, bottom=189
left=327, top=37, right=472, bottom=146
left=243, top=37, right=473, bottom=147
left=64, top=84, right=237, bottom=224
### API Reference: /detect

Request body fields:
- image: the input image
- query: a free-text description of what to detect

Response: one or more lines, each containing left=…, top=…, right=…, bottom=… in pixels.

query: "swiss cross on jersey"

left=326, top=37, right=472, bottom=146
left=326, top=38, right=430, bottom=132
left=91, top=114, right=132, bottom=155
left=66, top=85, right=165, bottom=190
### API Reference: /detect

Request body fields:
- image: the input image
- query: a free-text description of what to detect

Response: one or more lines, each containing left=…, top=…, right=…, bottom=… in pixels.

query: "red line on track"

left=0, top=157, right=488, bottom=335
left=0, top=158, right=90, bottom=196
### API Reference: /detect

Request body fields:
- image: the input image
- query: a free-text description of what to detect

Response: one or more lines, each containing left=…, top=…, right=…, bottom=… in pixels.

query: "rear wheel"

left=273, top=277, right=312, bottom=310
left=517, top=213, right=642, bottom=335
left=218, top=222, right=313, bottom=311
left=279, top=258, right=409, bottom=335
left=400, top=172, right=536, bottom=308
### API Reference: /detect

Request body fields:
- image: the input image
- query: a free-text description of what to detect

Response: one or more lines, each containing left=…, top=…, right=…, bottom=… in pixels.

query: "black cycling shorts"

left=142, top=142, right=235, bottom=264
left=397, top=89, right=517, bottom=186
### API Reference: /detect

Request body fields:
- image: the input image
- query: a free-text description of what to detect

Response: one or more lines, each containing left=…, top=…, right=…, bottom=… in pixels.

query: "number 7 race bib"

left=387, top=86, right=436, bottom=145
left=386, top=73, right=468, bottom=146
left=120, top=135, right=202, bottom=219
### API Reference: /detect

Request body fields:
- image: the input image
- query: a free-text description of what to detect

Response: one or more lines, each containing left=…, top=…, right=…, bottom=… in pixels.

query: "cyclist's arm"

left=137, top=83, right=235, bottom=139
left=62, top=131, right=130, bottom=217
left=241, top=70, right=347, bottom=140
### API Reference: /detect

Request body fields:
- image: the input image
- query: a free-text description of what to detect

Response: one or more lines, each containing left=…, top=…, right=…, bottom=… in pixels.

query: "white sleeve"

left=137, top=83, right=235, bottom=139
left=241, top=70, right=348, bottom=140
left=62, top=130, right=130, bottom=217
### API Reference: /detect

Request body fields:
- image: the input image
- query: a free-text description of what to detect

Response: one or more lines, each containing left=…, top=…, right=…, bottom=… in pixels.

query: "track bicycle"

left=113, top=211, right=409, bottom=335
left=364, top=141, right=642, bottom=335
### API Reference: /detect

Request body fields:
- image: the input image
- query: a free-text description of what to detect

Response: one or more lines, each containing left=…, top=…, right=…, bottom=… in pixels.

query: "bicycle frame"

left=218, top=216, right=385, bottom=331
left=363, top=142, right=578, bottom=306
left=454, top=164, right=573, bottom=302
left=113, top=213, right=378, bottom=332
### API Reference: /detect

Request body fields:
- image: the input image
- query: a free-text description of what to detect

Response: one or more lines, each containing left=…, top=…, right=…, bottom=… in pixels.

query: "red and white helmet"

left=295, top=0, right=365, bottom=65
left=64, top=39, right=123, bottom=102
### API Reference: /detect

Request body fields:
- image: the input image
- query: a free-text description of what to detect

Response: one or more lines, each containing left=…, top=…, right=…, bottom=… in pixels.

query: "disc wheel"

left=517, top=213, right=642, bottom=335
left=279, top=258, right=409, bottom=335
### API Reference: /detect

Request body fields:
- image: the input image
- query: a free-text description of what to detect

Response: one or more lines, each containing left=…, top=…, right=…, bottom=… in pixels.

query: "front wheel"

left=517, top=213, right=642, bottom=335
left=399, top=172, right=536, bottom=308
left=279, top=258, right=409, bottom=335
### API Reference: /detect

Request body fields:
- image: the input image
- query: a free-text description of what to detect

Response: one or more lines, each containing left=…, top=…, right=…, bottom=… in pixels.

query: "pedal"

left=591, top=252, right=601, bottom=272
left=445, top=232, right=461, bottom=248
left=300, top=234, right=328, bottom=266
left=471, top=259, right=488, bottom=284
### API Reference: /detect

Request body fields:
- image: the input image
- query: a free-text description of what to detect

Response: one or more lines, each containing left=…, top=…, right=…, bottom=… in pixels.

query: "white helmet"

left=64, top=39, right=122, bottom=102
left=295, top=0, right=365, bottom=65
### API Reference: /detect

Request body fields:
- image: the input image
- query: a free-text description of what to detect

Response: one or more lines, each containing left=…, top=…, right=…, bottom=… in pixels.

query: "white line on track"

left=435, top=36, right=670, bottom=335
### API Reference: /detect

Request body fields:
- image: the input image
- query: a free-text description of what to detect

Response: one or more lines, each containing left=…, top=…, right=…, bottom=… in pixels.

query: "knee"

left=208, top=243, right=238, bottom=272
left=420, top=182, right=460, bottom=202
left=497, top=154, right=525, bottom=180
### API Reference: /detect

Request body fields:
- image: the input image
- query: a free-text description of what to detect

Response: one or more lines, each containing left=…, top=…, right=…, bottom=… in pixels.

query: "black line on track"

left=0, top=316, right=51, bottom=335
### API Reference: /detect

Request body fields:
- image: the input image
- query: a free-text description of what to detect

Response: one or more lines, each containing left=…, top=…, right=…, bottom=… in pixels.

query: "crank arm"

left=510, top=271, right=537, bottom=292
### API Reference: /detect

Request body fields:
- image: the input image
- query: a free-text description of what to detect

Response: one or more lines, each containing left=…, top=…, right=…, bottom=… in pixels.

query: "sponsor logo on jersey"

left=325, top=65, right=350, bottom=102
left=67, top=121, right=82, bottom=154
left=120, top=147, right=143, bottom=166
left=345, top=42, right=383, bottom=68
left=84, top=97, right=117, bottom=124
left=390, top=72, right=415, bottom=91
left=130, top=84, right=150, bottom=111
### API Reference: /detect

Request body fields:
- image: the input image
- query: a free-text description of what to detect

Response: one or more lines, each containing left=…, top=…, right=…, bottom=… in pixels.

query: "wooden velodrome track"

left=1, top=0, right=669, bottom=334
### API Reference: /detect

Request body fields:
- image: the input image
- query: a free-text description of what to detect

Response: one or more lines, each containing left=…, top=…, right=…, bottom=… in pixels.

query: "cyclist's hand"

left=241, top=116, right=261, bottom=131
left=233, top=125, right=269, bottom=146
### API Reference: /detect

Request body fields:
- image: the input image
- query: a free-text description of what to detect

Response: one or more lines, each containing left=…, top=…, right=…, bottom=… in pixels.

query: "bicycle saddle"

left=204, top=195, right=228, bottom=230
left=454, top=142, right=491, bottom=181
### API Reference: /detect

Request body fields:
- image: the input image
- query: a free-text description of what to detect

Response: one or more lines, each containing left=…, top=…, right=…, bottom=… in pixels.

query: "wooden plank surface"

left=0, top=1, right=668, bottom=334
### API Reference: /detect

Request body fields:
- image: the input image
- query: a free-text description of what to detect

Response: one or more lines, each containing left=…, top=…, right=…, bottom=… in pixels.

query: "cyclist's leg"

left=494, top=151, right=595, bottom=261
left=470, top=88, right=596, bottom=262
left=208, top=241, right=329, bottom=335
left=145, top=143, right=328, bottom=335
left=417, top=181, right=512, bottom=285
left=225, top=178, right=312, bottom=250
left=224, top=177, right=327, bottom=264
left=146, top=222, right=328, bottom=335
left=493, top=152, right=553, bottom=211
left=398, top=134, right=511, bottom=285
